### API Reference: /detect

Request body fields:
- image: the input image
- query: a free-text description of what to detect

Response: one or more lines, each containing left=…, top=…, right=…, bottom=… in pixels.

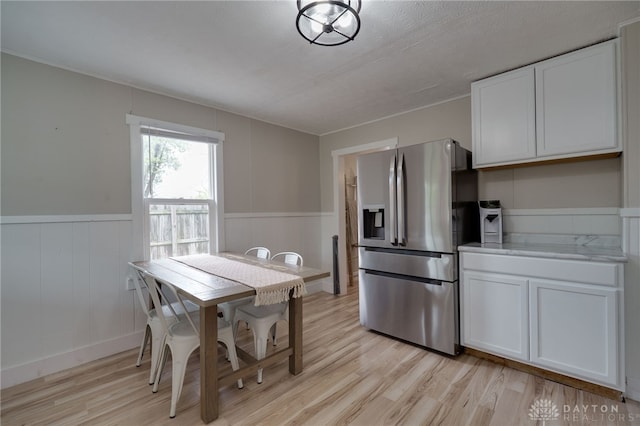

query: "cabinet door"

left=472, top=67, right=536, bottom=167
left=529, top=279, right=618, bottom=387
left=461, top=271, right=529, bottom=361
left=536, top=40, right=618, bottom=157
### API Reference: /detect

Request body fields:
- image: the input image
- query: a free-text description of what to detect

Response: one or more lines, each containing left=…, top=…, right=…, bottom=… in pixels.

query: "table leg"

left=288, top=295, right=303, bottom=374
left=200, top=304, right=218, bottom=423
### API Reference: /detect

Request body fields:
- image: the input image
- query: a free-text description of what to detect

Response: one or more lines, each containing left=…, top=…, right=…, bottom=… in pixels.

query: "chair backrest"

left=245, top=246, right=271, bottom=259
left=132, top=268, right=180, bottom=317
left=271, top=251, right=303, bottom=266
left=132, top=273, right=151, bottom=317
left=160, top=279, right=200, bottom=336
left=142, top=273, right=199, bottom=338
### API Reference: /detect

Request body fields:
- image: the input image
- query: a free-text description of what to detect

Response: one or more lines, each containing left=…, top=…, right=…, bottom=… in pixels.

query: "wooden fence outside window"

left=149, top=205, right=209, bottom=259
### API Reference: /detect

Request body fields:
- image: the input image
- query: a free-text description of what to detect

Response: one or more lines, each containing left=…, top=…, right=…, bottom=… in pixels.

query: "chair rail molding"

left=620, top=207, right=640, bottom=218
left=225, top=212, right=331, bottom=219
left=0, top=214, right=132, bottom=224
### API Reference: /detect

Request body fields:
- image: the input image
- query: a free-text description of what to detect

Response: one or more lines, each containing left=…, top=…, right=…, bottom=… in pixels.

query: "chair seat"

left=219, top=297, right=254, bottom=321
left=153, top=301, right=198, bottom=320
left=166, top=322, right=200, bottom=343
left=168, top=315, right=233, bottom=338
left=236, top=302, right=286, bottom=319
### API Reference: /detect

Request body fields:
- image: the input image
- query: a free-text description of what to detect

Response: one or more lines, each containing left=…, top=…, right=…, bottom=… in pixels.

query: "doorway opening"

left=343, top=154, right=358, bottom=288
left=331, top=137, right=398, bottom=295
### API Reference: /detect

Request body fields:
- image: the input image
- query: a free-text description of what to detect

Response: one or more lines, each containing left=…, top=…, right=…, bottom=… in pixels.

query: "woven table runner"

left=173, top=254, right=306, bottom=306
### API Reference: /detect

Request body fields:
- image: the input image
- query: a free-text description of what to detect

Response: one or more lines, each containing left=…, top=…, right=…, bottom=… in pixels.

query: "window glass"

left=142, top=128, right=215, bottom=259
left=143, top=133, right=211, bottom=199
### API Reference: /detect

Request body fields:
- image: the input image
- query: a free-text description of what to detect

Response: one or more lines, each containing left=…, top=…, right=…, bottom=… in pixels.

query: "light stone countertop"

left=458, top=241, right=627, bottom=263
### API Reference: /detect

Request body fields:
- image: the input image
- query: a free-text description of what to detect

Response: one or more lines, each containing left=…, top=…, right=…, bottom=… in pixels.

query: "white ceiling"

left=2, top=1, right=639, bottom=136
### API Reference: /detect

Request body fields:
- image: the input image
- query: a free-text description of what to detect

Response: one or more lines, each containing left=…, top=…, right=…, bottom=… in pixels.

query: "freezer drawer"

left=359, top=246, right=456, bottom=282
left=359, top=269, right=459, bottom=355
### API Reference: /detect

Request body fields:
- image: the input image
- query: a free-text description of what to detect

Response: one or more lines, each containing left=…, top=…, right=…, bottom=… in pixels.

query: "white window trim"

left=127, top=114, right=225, bottom=261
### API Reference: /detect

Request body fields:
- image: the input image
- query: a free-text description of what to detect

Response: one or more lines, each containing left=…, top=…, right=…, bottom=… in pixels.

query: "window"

left=127, top=115, right=225, bottom=261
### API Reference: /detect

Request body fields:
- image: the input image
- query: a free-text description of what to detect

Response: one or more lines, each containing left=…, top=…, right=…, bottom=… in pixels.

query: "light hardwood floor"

left=2, top=287, right=639, bottom=425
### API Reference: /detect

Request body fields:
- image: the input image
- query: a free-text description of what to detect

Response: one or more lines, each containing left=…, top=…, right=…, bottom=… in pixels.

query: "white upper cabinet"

left=536, top=41, right=618, bottom=157
left=472, top=39, right=620, bottom=168
left=472, top=67, right=536, bottom=166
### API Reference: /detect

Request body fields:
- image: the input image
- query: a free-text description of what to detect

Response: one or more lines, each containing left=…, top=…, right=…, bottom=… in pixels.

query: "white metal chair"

left=234, top=251, right=303, bottom=384
left=270, top=251, right=303, bottom=267
left=132, top=272, right=199, bottom=385
left=244, top=246, right=271, bottom=259
left=146, top=275, right=243, bottom=418
left=219, top=246, right=272, bottom=335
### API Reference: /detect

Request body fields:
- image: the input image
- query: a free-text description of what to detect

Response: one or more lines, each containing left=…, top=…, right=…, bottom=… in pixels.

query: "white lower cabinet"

left=462, top=272, right=528, bottom=361
left=529, top=279, right=618, bottom=386
left=460, top=251, right=624, bottom=390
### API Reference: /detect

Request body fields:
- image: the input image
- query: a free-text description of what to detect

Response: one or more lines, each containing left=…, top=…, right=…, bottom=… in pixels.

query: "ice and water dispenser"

left=479, top=200, right=502, bottom=244
left=362, top=206, right=385, bottom=240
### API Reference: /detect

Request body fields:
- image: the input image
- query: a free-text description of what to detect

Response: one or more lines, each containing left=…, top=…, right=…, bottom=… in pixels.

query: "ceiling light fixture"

left=296, top=0, right=361, bottom=46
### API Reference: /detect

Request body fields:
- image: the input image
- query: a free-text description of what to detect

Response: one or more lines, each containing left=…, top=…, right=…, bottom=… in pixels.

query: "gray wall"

left=479, top=158, right=621, bottom=209
left=319, top=96, right=473, bottom=212
left=622, top=22, right=640, bottom=209
left=1, top=54, right=320, bottom=217
left=1, top=55, right=132, bottom=215
left=319, top=95, right=621, bottom=212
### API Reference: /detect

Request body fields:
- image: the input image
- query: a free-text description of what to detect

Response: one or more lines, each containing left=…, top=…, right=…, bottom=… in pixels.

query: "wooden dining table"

left=129, top=253, right=329, bottom=423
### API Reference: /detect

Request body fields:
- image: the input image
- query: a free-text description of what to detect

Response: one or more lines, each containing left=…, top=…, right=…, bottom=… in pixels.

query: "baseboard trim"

left=305, top=278, right=328, bottom=295
left=1, top=331, right=143, bottom=389
left=626, top=377, right=640, bottom=402
left=464, top=347, right=624, bottom=401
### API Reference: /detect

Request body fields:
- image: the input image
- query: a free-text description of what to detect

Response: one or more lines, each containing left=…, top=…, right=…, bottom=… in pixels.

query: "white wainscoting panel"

left=622, top=209, right=640, bottom=401
left=224, top=212, right=333, bottom=294
left=2, top=224, right=43, bottom=363
left=1, top=217, right=141, bottom=389
left=41, top=223, right=76, bottom=357
left=224, top=212, right=325, bottom=269
left=1, top=212, right=332, bottom=388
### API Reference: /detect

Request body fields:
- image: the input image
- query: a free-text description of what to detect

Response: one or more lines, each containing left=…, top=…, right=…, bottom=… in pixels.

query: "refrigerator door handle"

left=397, top=153, right=406, bottom=246
left=389, top=155, right=397, bottom=245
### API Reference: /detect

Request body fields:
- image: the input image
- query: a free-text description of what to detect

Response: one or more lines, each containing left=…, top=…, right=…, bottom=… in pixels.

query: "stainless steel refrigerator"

left=357, top=139, right=478, bottom=355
